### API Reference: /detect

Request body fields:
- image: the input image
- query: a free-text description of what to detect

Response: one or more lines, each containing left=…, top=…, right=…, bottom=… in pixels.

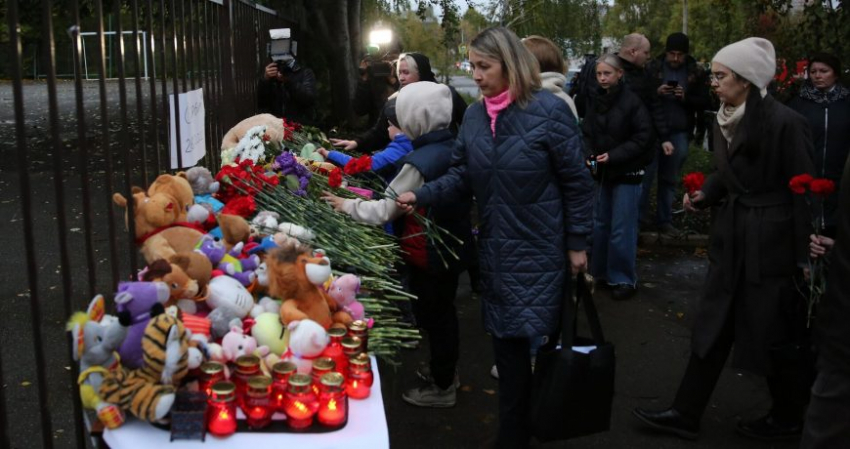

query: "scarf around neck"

left=799, top=81, right=850, bottom=105
left=483, top=89, right=512, bottom=137
left=716, top=101, right=746, bottom=145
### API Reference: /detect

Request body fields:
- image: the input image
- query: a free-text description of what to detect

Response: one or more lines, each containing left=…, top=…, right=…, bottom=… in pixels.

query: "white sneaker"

left=402, top=383, right=457, bottom=408
left=490, top=364, right=499, bottom=379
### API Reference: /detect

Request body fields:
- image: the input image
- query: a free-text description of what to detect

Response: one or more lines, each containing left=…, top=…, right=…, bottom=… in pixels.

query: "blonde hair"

left=398, top=53, right=419, bottom=77
left=522, top=35, right=567, bottom=74
left=596, top=53, right=623, bottom=71
left=470, top=26, right=541, bottom=107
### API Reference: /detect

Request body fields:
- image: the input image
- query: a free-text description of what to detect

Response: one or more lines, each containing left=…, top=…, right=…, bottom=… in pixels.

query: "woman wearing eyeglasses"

left=633, top=38, right=816, bottom=441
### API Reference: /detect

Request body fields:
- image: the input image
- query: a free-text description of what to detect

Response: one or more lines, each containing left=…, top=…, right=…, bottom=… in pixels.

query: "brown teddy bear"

left=221, top=114, right=288, bottom=151
left=169, top=252, right=213, bottom=300
left=141, top=259, right=199, bottom=307
left=265, top=242, right=352, bottom=330
left=147, top=173, right=194, bottom=220
left=218, top=213, right=253, bottom=253
left=112, top=189, right=204, bottom=263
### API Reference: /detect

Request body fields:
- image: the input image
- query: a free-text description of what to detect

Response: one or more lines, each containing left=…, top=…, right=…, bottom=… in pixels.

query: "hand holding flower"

left=320, top=191, right=347, bottom=212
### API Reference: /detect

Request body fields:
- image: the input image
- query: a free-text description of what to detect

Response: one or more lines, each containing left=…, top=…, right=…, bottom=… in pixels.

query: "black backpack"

left=572, top=54, right=598, bottom=119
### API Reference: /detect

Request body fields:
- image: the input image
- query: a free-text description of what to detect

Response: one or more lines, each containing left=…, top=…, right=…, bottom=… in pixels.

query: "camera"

left=361, top=55, right=393, bottom=79
left=267, top=28, right=298, bottom=73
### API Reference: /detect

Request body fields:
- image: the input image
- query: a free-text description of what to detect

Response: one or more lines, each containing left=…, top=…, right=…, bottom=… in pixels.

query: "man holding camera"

left=258, top=56, right=318, bottom=126
left=640, top=32, right=710, bottom=236
left=353, top=56, right=398, bottom=126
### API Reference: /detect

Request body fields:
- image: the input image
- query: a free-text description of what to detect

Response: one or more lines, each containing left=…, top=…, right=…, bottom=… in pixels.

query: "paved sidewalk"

left=380, top=247, right=802, bottom=449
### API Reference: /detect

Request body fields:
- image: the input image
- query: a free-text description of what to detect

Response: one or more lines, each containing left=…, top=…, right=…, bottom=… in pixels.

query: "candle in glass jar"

left=317, top=372, right=347, bottom=428
left=198, top=362, right=226, bottom=397
left=207, top=381, right=237, bottom=437
left=272, top=361, right=297, bottom=411
left=322, top=327, right=348, bottom=380
left=348, top=320, right=369, bottom=352
left=233, top=355, right=261, bottom=403
left=311, top=357, right=336, bottom=396
left=282, top=373, right=319, bottom=430
left=341, top=336, right=362, bottom=361
left=346, top=353, right=374, bottom=400
left=242, top=376, right=273, bottom=429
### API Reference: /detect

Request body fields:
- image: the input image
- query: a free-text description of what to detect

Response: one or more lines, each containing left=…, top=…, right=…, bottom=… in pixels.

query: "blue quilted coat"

left=415, top=89, right=594, bottom=338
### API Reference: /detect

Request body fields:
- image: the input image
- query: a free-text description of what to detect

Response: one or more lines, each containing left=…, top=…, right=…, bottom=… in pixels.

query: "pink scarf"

left=483, top=89, right=512, bottom=137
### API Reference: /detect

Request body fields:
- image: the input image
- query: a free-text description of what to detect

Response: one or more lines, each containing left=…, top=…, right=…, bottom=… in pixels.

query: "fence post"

left=219, top=0, right=237, bottom=133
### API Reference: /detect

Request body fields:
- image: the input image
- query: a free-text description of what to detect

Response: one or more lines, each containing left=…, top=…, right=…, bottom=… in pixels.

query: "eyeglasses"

left=709, top=73, right=728, bottom=83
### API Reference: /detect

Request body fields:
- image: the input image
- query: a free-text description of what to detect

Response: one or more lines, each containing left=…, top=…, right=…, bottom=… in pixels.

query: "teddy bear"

left=115, top=281, right=172, bottom=369
left=169, top=252, right=213, bottom=301
left=67, top=295, right=131, bottom=428
left=220, top=113, right=288, bottom=151
left=99, top=312, right=190, bottom=423
left=251, top=211, right=280, bottom=236
left=328, top=274, right=366, bottom=322
left=218, top=213, right=254, bottom=253
left=281, top=319, right=329, bottom=374
left=185, top=166, right=220, bottom=196
left=265, top=242, right=352, bottom=330
left=140, top=259, right=199, bottom=308
left=112, top=188, right=205, bottom=264
left=206, top=275, right=256, bottom=339
left=147, top=173, right=195, bottom=217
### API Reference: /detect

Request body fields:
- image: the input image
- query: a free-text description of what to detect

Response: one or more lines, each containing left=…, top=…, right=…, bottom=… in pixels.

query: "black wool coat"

left=693, top=94, right=815, bottom=375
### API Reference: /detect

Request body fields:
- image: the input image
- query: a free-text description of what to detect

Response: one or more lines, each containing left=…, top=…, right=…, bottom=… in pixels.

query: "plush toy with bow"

left=68, top=295, right=131, bottom=428
left=281, top=319, right=329, bottom=374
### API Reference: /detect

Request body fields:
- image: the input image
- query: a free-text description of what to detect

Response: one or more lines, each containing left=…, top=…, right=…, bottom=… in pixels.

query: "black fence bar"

left=42, top=0, right=86, bottom=446
left=11, top=0, right=55, bottom=445
left=69, top=0, right=98, bottom=301
left=94, top=0, right=122, bottom=289
left=3, top=0, right=286, bottom=444
left=146, top=0, right=163, bottom=175
left=131, top=0, right=150, bottom=185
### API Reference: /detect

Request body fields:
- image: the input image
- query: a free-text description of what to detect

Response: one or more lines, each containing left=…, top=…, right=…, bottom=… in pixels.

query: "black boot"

left=633, top=407, right=700, bottom=440
left=736, top=414, right=803, bottom=441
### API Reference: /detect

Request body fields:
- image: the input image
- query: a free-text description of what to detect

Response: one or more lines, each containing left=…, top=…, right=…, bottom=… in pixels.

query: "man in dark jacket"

left=801, top=156, right=850, bottom=447
left=640, top=33, right=711, bottom=235
left=257, top=58, right=317, bottom=126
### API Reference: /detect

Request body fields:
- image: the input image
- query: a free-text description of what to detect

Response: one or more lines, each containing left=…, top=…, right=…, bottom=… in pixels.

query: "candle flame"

left=294, top=401, right=308, bottom=413
left=328, top=398, right=337, bottom=411
left=219, top=410, right=230, bottom=419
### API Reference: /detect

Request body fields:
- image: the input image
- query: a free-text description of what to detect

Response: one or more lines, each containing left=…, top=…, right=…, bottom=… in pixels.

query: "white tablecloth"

left=104, top=356, right=388, bottom=449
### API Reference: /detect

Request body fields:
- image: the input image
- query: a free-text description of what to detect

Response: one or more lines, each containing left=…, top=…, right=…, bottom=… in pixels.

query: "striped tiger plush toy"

left=99, top=312, right=189, bottom=423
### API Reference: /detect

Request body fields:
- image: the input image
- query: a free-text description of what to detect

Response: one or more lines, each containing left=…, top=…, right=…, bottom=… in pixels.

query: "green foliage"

left=502, top=0, right=607, bottom=58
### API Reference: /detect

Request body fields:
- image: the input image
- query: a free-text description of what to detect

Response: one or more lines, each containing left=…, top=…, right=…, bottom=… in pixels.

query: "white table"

left=104, top=357, right=388, bottom=449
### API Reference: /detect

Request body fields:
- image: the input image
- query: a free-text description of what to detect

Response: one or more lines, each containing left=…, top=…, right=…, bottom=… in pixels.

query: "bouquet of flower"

left=682, top=172, right=706, bottom=197
left=772, top=58, right=808, bottom=104
left=789, top=173, right=836, bottom=326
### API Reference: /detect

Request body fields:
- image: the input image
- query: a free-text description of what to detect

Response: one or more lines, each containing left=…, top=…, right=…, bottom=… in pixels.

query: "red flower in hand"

left=344, top=155, right=373, bottom=175
left=328, top=168, right=343, bottom=188
left=682, top=172, right=705, bottom=195
left=789, top=174, right=814, bottom=194
left=810, top=178, right=836, bottom=197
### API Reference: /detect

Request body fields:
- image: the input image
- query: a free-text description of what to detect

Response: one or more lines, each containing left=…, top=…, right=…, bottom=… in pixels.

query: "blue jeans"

left=639, top=132, right=690, bottom=226
left=591, top=182, right=642, bottom=287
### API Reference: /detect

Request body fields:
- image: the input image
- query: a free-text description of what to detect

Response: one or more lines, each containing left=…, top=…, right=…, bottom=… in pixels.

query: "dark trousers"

left=801, top=366, right=850, bottom=448
left=672, top=306, right=810, bottom=424
left=492, top=336, right=533, bottom=449
left=409, top=267, right=460, bottom=390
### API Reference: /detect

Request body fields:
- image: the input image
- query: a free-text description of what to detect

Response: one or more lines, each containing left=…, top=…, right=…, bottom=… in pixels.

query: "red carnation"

left=789, top=174, right=814, bottom=194
left=809, top=178, right=836, bottom=197
left=682, top=172, right=705, bottom=195
left=221, top=195, right=256, bottom=218
left=328, top=168, right=343, bottom=188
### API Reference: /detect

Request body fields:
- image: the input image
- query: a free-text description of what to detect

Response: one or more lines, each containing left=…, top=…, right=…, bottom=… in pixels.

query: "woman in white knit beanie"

left=634, top=37, right=818, bottom=442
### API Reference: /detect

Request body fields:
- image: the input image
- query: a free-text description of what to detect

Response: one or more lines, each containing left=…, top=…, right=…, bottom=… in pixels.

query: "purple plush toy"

left=115, top=281, right=170, bottom=369
left=195, top=234, right=258, bottom=286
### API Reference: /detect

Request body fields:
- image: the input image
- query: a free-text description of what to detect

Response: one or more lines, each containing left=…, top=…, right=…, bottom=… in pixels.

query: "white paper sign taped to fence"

left=169, top=88, right=205, bottom=169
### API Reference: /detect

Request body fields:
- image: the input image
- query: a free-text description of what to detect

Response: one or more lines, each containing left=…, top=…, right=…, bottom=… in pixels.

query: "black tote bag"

left=529, top=273, right=616, bottom=442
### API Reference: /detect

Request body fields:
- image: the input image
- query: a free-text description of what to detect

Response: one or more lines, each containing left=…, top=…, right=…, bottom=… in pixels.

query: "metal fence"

left=1, top=0, right=298, bottom=447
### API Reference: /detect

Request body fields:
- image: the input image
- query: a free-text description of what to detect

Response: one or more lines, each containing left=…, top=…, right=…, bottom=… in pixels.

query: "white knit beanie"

left=396, top=82, right=453, bottom=141
left=712, top=37, right=776, bottom=90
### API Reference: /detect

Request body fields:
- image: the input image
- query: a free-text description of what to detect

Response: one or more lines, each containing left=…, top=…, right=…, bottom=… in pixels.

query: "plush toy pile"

left=71, top=116, right=426, bottom=432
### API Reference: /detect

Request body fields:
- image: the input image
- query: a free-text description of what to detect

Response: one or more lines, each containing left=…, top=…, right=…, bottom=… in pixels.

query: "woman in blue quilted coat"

left=396, top=26, right=594, bottom=449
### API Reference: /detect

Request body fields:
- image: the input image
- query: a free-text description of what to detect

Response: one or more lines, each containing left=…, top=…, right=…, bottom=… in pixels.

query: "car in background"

left=459, top=60, right=471, bottom=73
